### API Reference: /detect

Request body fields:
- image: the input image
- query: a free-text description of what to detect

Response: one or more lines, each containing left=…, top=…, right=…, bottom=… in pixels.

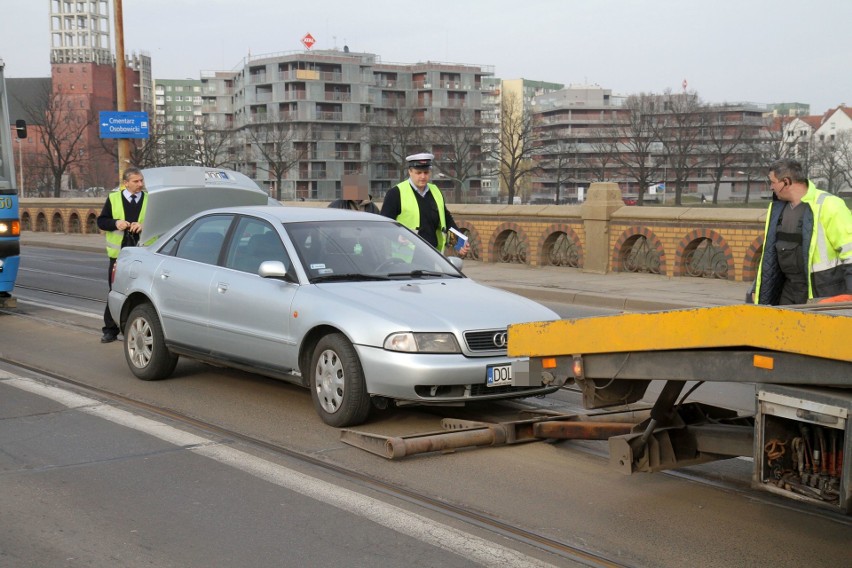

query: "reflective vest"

left=105, top=191, right=147, bottom=258
left=754, top=181, right=852, bottom=303
left=395, top=181, right=448, bottom=252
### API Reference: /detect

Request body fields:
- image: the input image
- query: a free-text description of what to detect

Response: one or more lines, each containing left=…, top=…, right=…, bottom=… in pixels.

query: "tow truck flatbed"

left=507, top=302, right=852, bottom=513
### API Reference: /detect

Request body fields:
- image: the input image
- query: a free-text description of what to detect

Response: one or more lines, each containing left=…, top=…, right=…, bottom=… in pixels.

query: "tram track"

left=2, top=303, right=850, bottom=568
left=0, top=355, right=634, bottom=568
left=4, top=296, right=851, bottom=535
left=14, top=283, right=106, bottom=304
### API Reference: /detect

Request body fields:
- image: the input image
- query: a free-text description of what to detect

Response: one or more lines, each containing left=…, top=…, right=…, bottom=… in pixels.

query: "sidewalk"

left=20, top=231, right=750, bottom=311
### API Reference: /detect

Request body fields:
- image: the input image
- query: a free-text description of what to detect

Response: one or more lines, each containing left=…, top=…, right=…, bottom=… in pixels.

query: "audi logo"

left=492, top=332, right=508, bottom=348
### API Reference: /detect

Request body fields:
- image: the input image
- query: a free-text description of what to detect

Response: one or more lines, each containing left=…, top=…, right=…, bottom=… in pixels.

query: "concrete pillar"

left=580, top=182, right=624, bottom=274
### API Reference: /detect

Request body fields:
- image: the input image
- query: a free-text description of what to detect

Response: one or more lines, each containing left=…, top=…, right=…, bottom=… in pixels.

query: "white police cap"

left=406, top=153, right=434, bottom=169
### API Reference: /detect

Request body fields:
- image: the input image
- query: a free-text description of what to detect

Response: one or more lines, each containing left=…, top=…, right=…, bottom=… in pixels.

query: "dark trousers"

left=102, top=257, right=120, bottom=335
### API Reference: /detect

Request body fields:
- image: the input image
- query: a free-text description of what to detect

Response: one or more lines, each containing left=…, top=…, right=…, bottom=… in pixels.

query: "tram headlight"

left=0, top=258, right=4, bottom=272
left=0, top=220, right=18, bottom=236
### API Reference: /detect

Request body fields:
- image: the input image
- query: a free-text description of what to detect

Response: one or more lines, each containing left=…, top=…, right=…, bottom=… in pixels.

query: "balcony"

left=319, top=71, right=343, bottom=82
left=334, top=151, right=360, bottom=160
left=324, top=92, right=351, bottom=102
left=298, top=170, right=327, bottom=179
left=316, top=111, right=343, bottom=121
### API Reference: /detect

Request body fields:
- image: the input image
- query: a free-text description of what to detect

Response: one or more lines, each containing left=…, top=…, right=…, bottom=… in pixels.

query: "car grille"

left=464, top=329, right=507, bottom=353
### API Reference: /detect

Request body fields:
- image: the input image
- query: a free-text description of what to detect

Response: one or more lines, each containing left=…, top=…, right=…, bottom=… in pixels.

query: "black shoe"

left=100, top=332, right=118, bottom=343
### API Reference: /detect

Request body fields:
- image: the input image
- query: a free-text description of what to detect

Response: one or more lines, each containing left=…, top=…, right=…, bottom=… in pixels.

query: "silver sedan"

left=109, top=205, right=560, bottom=427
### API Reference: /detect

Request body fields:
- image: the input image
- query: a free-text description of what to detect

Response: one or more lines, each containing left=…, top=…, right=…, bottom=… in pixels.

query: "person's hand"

left=117, top=220, right=142, bottom=233
left=458, top=242, right=470, bottom=257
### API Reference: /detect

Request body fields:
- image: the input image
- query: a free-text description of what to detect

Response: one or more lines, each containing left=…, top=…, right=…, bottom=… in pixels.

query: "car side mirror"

left=258, top=260, right=296, bottom=283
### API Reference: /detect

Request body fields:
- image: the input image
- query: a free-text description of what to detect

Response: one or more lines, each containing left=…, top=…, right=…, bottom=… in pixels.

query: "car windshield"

left=286, top=220, right=463, bottom=283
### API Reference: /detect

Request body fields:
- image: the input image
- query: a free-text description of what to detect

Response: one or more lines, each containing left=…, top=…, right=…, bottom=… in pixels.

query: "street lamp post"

left=16, top=138, right=23, bottom=195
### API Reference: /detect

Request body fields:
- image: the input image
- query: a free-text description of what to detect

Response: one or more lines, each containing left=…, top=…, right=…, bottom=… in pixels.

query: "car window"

left=174, top=215, right=234, bottom=265
left=286, top=220, right=460, bottom=281
left=223, top=217, right=292, bottom=275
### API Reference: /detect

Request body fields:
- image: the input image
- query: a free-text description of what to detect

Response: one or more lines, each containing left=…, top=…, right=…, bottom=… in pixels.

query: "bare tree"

left=18, top=84, right=93, bottom=197
left=429, top=109, right=483, bottom=202
left=244, top=119, right=311, bottom=200
left=538, top=138, right=579, bottom=204
left=367, top=105, right=425, bottom=181
left=98, top=122, right=164, bottom=172
left=21, top=151, right=54, bottom=197
left=586, top=126, right=620, bottom=183
left=611, top=93, right=663, bottom=206
left=489, top=92, right=539, bottom=204
left=752, top=116, right=789, bottom=178
left=834, top=130, right=852, bottom=191
left=653, top=90, right=708, bottom=205
left=704, top=104, right=752, bottom=204
left=194, top=118, right=235, bottom=168
left=809, top=137, right=846, bottom=194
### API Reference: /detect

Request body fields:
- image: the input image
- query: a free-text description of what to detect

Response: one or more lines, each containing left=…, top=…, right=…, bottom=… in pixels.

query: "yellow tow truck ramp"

left=508, top=302, right=852, bottom=514
left=508, top=303, right=852, bottom=364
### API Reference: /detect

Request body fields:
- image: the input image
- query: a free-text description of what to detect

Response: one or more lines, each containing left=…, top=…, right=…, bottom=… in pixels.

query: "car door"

left=208, top=216, right=299, bottom=371
left=152, top=214, right=233, bottom=350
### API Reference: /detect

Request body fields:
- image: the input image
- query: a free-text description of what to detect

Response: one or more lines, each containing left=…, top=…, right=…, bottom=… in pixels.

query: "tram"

left=0, top=58, right=23, bottom=308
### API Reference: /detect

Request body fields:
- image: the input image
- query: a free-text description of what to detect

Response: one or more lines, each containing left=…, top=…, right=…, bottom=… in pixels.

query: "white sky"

left=2, top=0, right=850, bottom=115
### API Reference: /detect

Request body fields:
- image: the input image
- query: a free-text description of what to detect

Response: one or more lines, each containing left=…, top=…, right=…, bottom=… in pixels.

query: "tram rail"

left=0, top=355, right=635, bottom=568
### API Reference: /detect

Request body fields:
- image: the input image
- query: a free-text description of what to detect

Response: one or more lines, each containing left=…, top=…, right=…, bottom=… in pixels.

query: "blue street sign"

left=99, top=111, right=149, bottom=139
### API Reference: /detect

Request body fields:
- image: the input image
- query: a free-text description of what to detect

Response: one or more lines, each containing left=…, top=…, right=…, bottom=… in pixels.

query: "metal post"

left=113, top=0, right=130, bottom=180
left=16, top=138, right=23, bottom=194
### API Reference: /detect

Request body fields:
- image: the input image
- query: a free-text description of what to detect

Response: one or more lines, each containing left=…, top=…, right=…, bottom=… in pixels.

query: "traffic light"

left=15, top=119, right=26, bottom=139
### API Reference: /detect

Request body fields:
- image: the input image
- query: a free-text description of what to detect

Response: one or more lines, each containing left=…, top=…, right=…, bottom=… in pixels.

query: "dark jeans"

left=102, top=257, right=120, bottom=336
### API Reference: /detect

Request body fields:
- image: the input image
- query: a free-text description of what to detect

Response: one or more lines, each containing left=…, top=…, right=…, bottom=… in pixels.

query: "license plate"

left=486, top=364, right=513, bottom=387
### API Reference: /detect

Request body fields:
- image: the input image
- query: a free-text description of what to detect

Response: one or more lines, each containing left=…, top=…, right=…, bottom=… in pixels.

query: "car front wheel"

left=310, top=333, right=371, bottom=427
left=124, top=303, right=178, bottom=381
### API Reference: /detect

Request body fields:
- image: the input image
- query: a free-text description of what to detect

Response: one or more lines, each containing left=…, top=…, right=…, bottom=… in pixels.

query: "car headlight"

left=384, top=332, right=460, bottom=353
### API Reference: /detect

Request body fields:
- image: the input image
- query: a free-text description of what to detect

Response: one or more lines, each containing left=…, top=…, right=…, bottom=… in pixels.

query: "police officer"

left=751, top=158, right=852, bottom=305
left=380, top=153, right=469, bottom=255
left=96, top=167, right=147, bottom=342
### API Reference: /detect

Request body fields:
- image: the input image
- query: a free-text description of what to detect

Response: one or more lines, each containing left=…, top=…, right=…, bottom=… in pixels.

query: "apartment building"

left=153, top=78, right=203, bottom=164
left=533, top=85, right=626, bottom=203
left=199, top=49, right=493, bottom=201
left=533, top=86, right=772, bottom=203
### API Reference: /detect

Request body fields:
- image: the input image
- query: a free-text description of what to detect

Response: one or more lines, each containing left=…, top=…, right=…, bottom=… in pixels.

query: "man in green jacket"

left=96, top=167, right=147, bottom=342
left=752, top=159, right=852, bottom=305
left=380, top=153, right=469, bottom=255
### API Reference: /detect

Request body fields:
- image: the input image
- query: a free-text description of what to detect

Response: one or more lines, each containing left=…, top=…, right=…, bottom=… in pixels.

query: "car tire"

left=310, top=333, right=371, bottom=427
left=124, top=303, right=178, bottom=381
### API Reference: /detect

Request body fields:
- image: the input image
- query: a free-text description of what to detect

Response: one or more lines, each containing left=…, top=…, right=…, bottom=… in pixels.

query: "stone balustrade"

left=19, top=183, right=768, bottom=282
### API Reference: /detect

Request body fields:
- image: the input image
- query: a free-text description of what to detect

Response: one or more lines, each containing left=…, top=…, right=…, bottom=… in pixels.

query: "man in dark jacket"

left=751, top=159, right=852, bottom=305
left=328, top=173, right=380, bottom=213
